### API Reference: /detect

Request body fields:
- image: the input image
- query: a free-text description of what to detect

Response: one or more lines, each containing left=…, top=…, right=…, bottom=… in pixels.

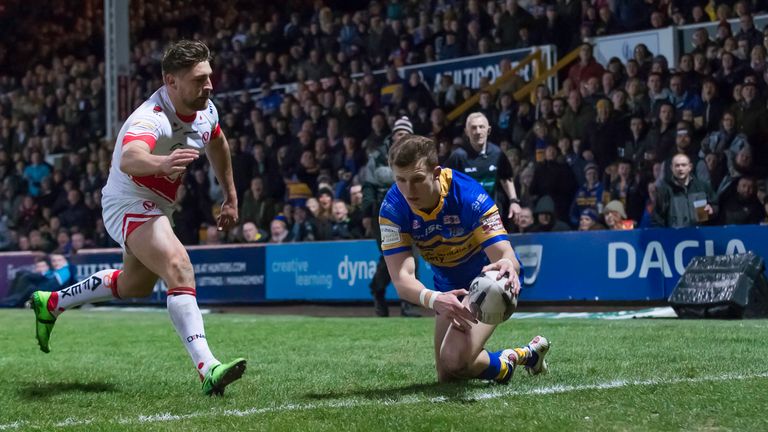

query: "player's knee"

left=166, top=255, right=194, bottom=286
left=438, top=349, right=470, bottom=377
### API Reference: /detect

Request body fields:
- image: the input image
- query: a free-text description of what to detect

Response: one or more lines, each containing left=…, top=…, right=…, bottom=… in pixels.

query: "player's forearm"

left=391, top=275, right=429, bottom=305
left=206, top=136, right=237, bottom=202
left=120, top=146, right=165, bottom=176
left=485, top=241, right=520, bottom=274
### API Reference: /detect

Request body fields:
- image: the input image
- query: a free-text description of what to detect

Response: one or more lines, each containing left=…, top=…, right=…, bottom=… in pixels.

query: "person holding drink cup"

left=653, top=153, right=716, bottom=227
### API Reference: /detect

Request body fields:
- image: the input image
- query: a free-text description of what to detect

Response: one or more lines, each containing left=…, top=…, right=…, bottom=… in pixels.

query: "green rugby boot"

left=202, top=358, right=247, bottom=396
left=32, top=291, right=57, bottom=353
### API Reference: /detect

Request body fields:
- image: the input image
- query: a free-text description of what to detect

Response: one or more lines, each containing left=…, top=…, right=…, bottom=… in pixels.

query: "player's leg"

left=435, top=296, right=550, bottom=383
left=434, top=311, right=507, bottom=383
left=126, top=215, right=245, bottom=395
left=31, top=253, right=150, bottom=353
left=500, top=335, right=550, bottom=376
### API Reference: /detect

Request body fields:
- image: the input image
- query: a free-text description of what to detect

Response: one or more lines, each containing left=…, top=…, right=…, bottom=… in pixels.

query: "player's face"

left=393, top=158, right=441, bottom=211
left=172, top=61, right=213, bottom=112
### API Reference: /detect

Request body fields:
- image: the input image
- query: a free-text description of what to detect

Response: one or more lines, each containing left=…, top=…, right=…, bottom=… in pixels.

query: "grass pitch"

left=1, top=309, right=767, bottom=431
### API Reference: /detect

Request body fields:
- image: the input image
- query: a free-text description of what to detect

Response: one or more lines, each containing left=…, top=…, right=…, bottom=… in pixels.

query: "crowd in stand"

left=1, top=0, right=768, bottom=253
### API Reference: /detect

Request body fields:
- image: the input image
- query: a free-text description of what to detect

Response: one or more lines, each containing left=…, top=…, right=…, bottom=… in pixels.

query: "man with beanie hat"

left=362, top=116, right=420, bottom=317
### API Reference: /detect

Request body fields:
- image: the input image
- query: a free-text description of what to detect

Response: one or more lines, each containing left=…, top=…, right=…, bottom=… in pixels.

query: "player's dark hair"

left=388, top=134, right=439, bottom=169
left=162, top=40, right=211, bottom=76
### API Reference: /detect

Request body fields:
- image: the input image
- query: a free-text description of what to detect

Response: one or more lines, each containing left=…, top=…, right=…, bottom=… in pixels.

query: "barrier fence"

left=1, top=225, right=766, bottom=305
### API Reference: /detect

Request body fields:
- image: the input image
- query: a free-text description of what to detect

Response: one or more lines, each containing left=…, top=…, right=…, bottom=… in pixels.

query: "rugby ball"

left=468, top=270, right=518, bottom=324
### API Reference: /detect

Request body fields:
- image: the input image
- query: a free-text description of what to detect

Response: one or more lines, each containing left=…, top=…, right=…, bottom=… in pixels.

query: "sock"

left=48, top=269, right=122, bottom=316
left=477, top=349, right=510, bottom=381
left=511, top=346, right=538, bottom=367
left=166, top=287, right=219, bottom=379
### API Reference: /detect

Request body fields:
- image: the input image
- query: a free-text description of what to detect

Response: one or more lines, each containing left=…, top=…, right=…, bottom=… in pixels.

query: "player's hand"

left=160, top=149, right=200, bottom=176
left=508, top=202, right=523, bottom=223
left=433, top=289, right=478, bottom=332
left=482, top=259, right=521, bottom=296
left=217, top=198, right=238, bottom=231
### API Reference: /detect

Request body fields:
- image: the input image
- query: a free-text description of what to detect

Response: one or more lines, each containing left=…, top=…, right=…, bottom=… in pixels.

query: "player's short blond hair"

left=388, top=135, right=438, bottom=169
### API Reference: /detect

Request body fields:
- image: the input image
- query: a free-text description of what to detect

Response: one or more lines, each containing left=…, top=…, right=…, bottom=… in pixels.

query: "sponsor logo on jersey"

left=443, top=215, right=461, bottom=225
left=130, top=119, right=156, bottom=131
left=380, top=225, right=401, bottom=246
left=472, top=194, right=488, bottom=211
left=480, top=212, right=503, bottom=233
left=153, top=104, right=162, bottom=112
left=143, top=201, right=157, bottom=210
left=412, top=220, right=421, bottom=229
left=202, top=131, right=210, bottom=143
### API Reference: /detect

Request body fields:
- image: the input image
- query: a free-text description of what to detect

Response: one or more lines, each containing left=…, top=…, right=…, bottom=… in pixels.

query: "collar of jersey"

left=409, top=168, right=452, bottom=221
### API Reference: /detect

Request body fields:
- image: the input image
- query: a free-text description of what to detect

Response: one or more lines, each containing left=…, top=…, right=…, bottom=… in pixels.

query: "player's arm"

left=120, top=141, right=199, bottom=177
left=385, top=251, right=478, bottom=327
left=472, top=204, right=521, bottom=294
left=205, top=130, right=238, bottom=230
left=481, top=240, right=521, bottom=295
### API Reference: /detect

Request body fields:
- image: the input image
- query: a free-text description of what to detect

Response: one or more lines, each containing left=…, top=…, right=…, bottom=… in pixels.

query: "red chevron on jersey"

left=131, top=174, right=182, bottom=202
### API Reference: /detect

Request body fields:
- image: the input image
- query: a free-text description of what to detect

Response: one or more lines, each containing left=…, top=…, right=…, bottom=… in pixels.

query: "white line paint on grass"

left=2, top=371, right=767, bottom=429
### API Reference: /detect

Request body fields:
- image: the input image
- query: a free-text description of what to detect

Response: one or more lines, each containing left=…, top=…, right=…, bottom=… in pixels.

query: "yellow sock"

left=512, top=348, right=530, bottom=365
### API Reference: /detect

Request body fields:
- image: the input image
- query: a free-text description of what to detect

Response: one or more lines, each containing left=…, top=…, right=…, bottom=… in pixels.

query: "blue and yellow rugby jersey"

left=379, top=168, right=509, bottom=292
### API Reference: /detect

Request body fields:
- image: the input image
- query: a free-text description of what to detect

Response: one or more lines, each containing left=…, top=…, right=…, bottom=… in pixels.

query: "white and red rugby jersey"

left=102, top=86, right=221, bottom=203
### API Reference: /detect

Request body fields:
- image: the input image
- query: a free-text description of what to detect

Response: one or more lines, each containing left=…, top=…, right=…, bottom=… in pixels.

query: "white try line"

left=2, top=371, right=767, bottom=430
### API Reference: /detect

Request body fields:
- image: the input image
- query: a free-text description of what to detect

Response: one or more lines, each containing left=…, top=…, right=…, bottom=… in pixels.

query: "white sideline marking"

left=2, top=371, right=767, bottom=429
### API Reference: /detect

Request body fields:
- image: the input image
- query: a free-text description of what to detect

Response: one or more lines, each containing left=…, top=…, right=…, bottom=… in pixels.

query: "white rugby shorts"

left=102, top=195, right=173, bottom=250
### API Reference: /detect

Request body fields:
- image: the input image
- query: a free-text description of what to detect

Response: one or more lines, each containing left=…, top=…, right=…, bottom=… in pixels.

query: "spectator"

left=240, top=176, right=277, bottom=232
left=241, top=221, right=269, bottom=243
left=578, top=208, right=605, bottom=231
left=288, top=204, right=322, bottom=242
left=603, top=200, right=635, bottom=230
left=531, top=144, right=578, bottom=223
left=531, top=195, right=571, bottom=232
left=717, top=176, right=764, bottom=225
left=567, top=43, right=606, bottom=89
left=584, top=99, right=623, bottom=171
left=58, top=189, right=92, bottom=233
left=660, top=121, right=699, bottom=182
left=653, top=153, right=716, bottom=228
left=512, top=206, right=535, bottom=233
left=269, top=216, right=290, bottom=244
left=23, top=151, right=52, bottom=197
left=560, top=89, right=595, bottom=144
left=569, top=162, right=605, bottom=227
left=328, top=199, right=360, bottom=240
left=0, top=254, right=73, bottom=308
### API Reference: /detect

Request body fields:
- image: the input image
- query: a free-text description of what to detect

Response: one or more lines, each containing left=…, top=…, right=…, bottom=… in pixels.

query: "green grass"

left=1, top=309, right=767, bottom=431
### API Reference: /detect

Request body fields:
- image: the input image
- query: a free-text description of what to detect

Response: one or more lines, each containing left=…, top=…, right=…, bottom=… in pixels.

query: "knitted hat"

left=392, top=116, right=414, bottom=134
left=603, top=200, right=627, bottom=218
left=581, top=208, right=599, bottom=222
